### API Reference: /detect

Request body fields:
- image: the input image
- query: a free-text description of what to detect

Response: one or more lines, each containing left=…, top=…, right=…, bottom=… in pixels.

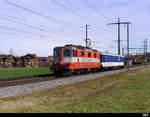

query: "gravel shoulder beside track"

left=0, top=65, right=148, bottom=98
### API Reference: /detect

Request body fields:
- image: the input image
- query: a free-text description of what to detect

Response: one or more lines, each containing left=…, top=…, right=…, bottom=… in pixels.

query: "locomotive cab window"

left=81, top=51, right=84, bottom=57
left=88, top=52, right=91, bottom=57
left=54, top=48, right=61, bottom=57
left=63, top=49, right=71, bottom=57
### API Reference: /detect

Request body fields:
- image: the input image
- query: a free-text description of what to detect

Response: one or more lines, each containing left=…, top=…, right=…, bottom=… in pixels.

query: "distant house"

left=21, top=54, right=39, bottom=68
left=125, top=54, right=145, bottom=65
left=0, top=54, right=53, bottom=69
left=0, top=55, right=17, bottom=68
left=38, top=56, right=53, bottom=67
left=0, top=55, right=6, bottom=68
left=38, top=57, right=48, bottom=67
left=14, top=57, right=24, bottom=68
left=132, top=55, right=144, bottom=64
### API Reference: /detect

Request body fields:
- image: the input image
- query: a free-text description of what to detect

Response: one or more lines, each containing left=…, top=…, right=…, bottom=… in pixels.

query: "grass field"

left=0, top=67, right=150, bottom=113
left=0, top=67, right=52, bottom=78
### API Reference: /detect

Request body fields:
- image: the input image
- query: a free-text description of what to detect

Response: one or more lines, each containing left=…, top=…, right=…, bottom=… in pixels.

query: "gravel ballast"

left=0, top=66, right=147, bottom=98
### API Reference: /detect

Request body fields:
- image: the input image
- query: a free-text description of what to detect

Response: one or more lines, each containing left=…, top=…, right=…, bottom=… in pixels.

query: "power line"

left=50, top=0, right=115, bottom=35
left=94, top=0, right=119, bottom=20
left=50, top=0, right=87, bottom=22
left=0, top=25, right=81, bottom=43
left=0, top=14, right=81, bottom=38
left=1, top=0, right=82, bottom=29
left=91, top=0, right=104, bottom=7
left=0, top=25, right=45, bottom=38
left=0, top=13, right=69, bottom=33
left=63, top=0, right=111, bottom=23
left=3, top=0, right=115, bottom=37
left=0, top=13, right=85, bottom=39
left=93, top=0, right=104, bottom=6
left=0, top=15, right=44, bottom=31
left=1, top=0, right=117, bottom=47
left=0, top=30, right=79, bottom=46
left=0, top=15, right=69, bottom=39
left=82, top=0, right=115, bottom=22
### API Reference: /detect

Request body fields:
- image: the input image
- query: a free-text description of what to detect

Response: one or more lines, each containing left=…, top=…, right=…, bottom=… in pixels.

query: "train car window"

left=105, top=56, right=107, bottom=62
left=88, top=52, right=91, bottom=57
left=118, top=57, right=120, bottom=61
left=63, top=49, right=71, bottom=57
left=81, top=51, right=84, bottom=57
left=94, top=53, right=97, bottom=58
left=54, top=48, right=61, bottom=57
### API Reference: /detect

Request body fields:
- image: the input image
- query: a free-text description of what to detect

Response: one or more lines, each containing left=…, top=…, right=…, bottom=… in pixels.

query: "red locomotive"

left=52, top=45, right=101, bottom=75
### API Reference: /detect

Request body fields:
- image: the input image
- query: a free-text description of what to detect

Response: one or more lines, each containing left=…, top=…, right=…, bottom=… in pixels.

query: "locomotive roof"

left=65, top=44, right=99, bottom=52
left=54, top=45, right=124, bottom=57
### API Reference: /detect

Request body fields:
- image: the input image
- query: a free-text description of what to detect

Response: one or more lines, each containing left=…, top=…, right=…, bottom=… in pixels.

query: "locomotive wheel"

left=87, top=69, right=91, bottom=74
left=77, top=70, right=81, bottom=75
left=74, top=70, right=81, bottom=75
left=94, top=69, right=97, bottom=73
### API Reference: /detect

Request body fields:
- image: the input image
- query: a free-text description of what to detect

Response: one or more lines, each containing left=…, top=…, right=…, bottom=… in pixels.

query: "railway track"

left=0, top=74, right=55, bottom=88
left=0, top=64, right=148, bottom=88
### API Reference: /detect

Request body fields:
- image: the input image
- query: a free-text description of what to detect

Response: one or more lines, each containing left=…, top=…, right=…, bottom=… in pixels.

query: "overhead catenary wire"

left=0, top=30, right=82, bottom=45
left=0, top=25, right=82, bottom=43
left=82, top=0, right=115, bottom=22
left=92, top=0, right=104, bottom=6
left=0, top=30, right=83, bottom=49
left=0, top=13, right=70, bottom=33
left=1, top=0, right=82, bottom=29
left=0, top=15, right=44, bottom=31
left=0, top=13, right=84, bottom=38
left=50, top=0, right=116, bottom=36
left=93, top=0, right=119, bottom=20
left=0, top=25, right=45, bottom=38
left=91, top=0, right=116, bottom=20
left=57, top=0, right=109, bottom=24
left=50, top=0, right=88, bottom=22
left=0, top=0, right=119, bottom=54
left=50, top=0, right=98, bottom=24
left=2, top=0, right=116, bottom=41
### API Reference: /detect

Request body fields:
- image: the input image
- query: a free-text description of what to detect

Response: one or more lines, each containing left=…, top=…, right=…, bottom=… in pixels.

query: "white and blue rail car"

left=100, top=53, right=125, bottom=69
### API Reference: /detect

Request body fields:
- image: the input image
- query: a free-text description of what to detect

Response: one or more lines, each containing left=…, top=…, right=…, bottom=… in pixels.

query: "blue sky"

left=0, top=0, right=149, bottom=56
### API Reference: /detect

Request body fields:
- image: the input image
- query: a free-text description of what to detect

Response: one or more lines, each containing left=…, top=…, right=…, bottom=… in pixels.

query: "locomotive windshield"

left=54, top=48, right=61, bottom=57
left=63, top=49, right=71, bottom=57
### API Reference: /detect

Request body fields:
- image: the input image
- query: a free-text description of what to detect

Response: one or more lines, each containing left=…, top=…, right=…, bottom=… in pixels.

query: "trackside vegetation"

left=0, top=67, right=52, bottom=78
left=0, top=67, right=150, bottom=113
